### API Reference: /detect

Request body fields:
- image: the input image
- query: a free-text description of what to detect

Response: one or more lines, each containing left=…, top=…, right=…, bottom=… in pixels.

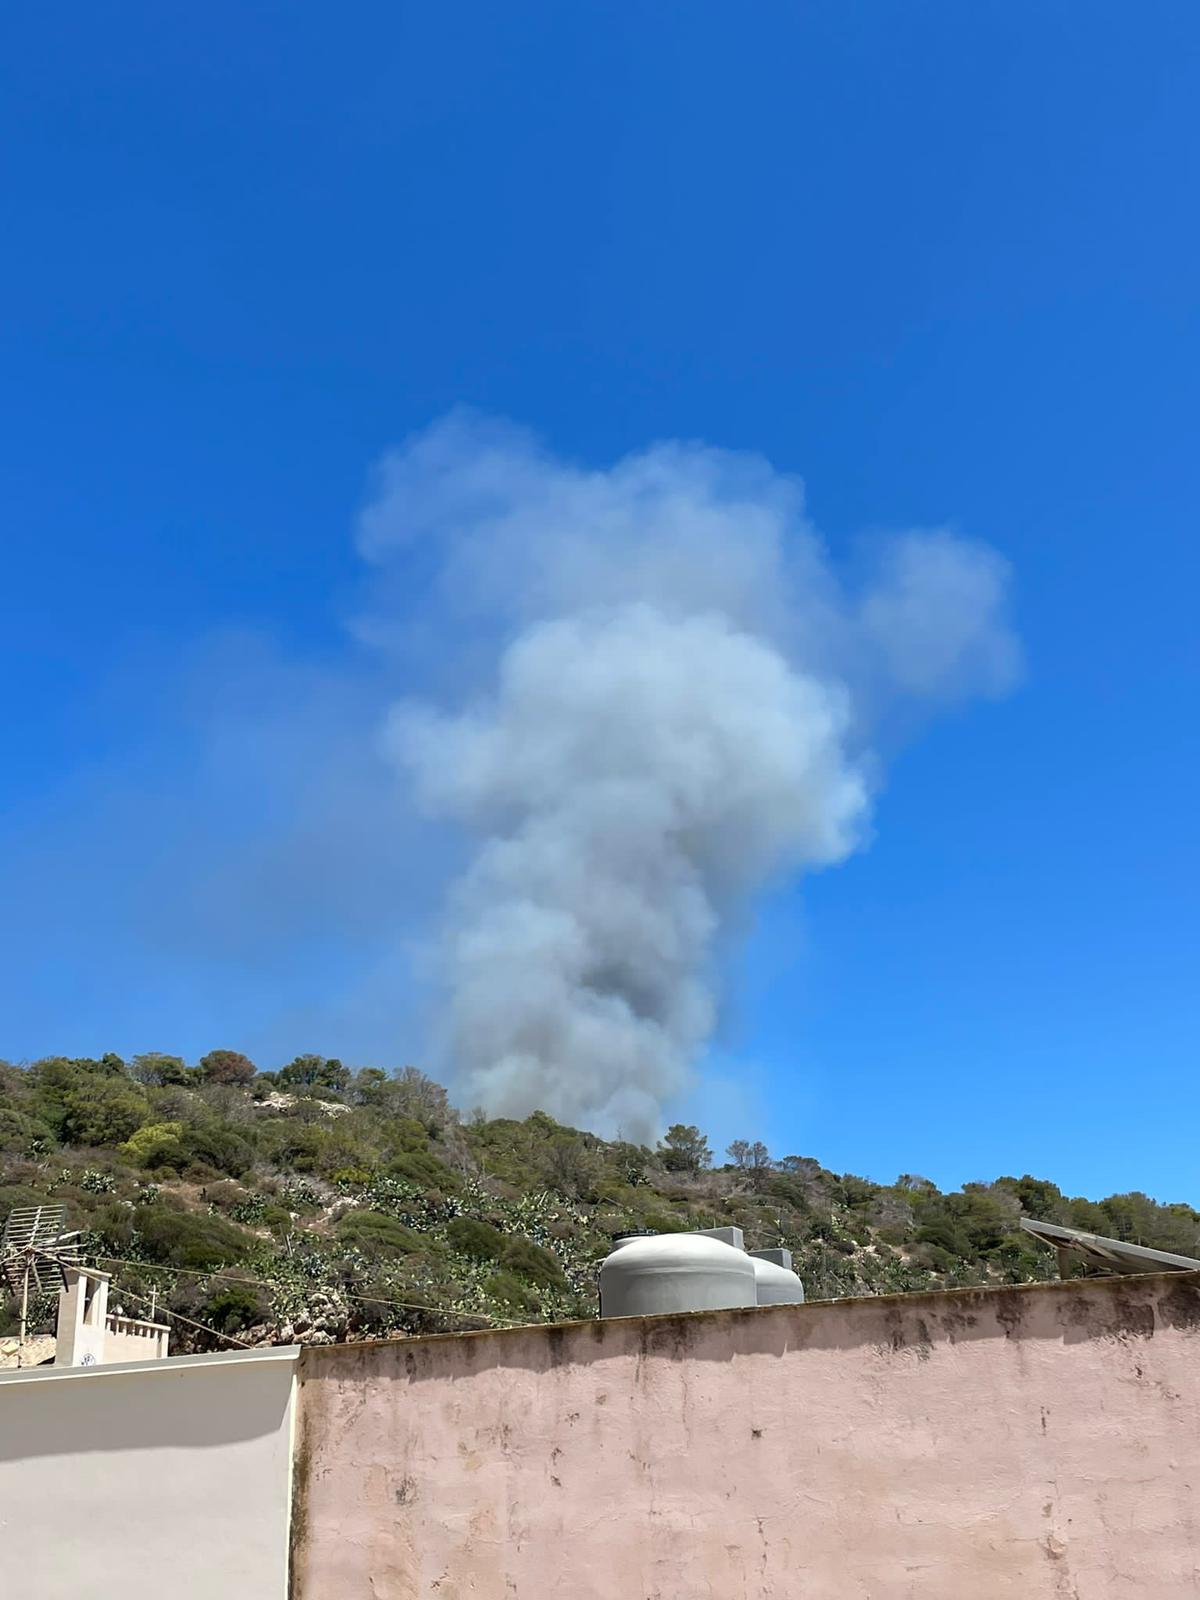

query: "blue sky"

left=2, top=3, right=1197, bottom=1199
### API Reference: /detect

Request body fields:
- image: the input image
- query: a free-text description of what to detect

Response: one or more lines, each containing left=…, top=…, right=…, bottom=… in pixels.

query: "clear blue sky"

left=2, top=3, right=1197, bottom=1200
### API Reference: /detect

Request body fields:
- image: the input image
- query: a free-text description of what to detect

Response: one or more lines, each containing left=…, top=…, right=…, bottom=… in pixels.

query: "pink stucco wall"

left=291, top=1271, right=1200, bottom=1598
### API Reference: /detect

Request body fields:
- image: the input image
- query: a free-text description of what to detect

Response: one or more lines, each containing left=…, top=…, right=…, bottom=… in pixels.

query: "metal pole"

left=18, top=1253, right=30, bottom=1362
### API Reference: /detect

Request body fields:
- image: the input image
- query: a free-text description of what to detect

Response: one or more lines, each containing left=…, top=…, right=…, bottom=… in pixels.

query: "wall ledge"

left=0, top=1342, right=300, bottom=1388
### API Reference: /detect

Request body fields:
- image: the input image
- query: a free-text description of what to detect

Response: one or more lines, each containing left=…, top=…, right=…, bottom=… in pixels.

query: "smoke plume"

left=364, top=412, right=1019, bottom=1139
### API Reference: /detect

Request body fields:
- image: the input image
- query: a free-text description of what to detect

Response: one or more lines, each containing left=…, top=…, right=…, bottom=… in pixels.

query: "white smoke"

left=365, top=412, right=1019, bottom=1140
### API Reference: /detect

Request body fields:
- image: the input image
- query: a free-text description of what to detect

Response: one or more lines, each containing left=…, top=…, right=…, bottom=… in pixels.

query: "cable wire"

left=92, top=1253, right=526, bottom=1329
left=114, top=1281, right=253, bottom=1350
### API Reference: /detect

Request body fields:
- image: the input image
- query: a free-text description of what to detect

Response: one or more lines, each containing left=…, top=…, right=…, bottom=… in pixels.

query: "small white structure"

left=56, top=1269, right=169, bottom=1366
left=598, top=1224, right=804, bottom=1318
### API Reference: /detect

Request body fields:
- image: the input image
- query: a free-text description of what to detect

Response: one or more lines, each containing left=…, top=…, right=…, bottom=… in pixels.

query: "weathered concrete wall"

left=291, top=1272, right=1200, bottom=1599
left=0, top=1345, right=297, bottom=1599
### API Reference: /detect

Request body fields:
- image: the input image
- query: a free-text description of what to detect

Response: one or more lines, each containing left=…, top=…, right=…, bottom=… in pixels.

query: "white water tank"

left=599, top=1231, right=757, bottom=1318
left=749, top=1247, right=805, bottom=1305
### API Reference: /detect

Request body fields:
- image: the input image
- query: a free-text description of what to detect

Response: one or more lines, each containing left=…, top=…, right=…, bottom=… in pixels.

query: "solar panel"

left=1021, top=1216, right=1200, bottom=1277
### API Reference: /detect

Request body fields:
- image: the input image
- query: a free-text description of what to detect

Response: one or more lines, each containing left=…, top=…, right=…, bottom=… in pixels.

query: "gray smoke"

left=365, top=412, right=1019, bottom=1139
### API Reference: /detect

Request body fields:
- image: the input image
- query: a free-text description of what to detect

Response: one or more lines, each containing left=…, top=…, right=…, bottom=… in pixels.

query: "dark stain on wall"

left=1159, top=1278, right=1200, bottom=1332
left=1061, top=1286, right=1155, bottom=1344
left=287, top=1400, right=312, bottom=1600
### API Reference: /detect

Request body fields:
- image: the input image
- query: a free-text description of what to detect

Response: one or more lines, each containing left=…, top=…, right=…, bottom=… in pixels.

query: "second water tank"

left=749, top=1247, right=805, bottom=1305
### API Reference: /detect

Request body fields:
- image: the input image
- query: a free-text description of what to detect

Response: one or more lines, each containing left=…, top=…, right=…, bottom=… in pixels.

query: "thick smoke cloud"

left=363, top=413, right=1020, bottom=1139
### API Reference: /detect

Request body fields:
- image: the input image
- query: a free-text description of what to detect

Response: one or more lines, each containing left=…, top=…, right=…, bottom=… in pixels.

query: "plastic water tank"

left=749, top=1247, right=805, bottom=1305
left=599, top=1232, right=757, bottom=1318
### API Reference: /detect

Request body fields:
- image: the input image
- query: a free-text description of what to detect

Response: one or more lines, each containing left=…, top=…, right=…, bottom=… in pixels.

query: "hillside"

left=3, top=1052, right=1197, bottom=1352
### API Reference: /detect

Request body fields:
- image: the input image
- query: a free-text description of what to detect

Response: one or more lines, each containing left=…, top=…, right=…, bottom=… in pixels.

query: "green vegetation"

left=1, top=1052, right=1197, bottom=1352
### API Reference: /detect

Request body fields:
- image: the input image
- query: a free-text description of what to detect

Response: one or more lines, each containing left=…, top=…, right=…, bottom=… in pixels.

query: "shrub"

left=835, top=1174, right=876, bottom=1208
left=333, top=1167, right=374, bottom=1190
left=27, top=1057, right=85, bottom=1136
left=180, top=1123, right=254, bottom=1177
left=60, top=1079, right=150, bottom=1147
left=484, top=1271, right=539, bottom=1314
left=121, top=1121, right=185, bottom=1166
left=135, top=1203, right=250, bottom=1270
left=389, top=1116, right=432, bottom=1152
left=539, top=1134, right=601, bottom=1199
left=0, top=1105, right=52, bottom=1156
left=446, top=1217, right=505, bottom=1261
left=914, top=1215, right=970, bottom=1260
left=0, top=1182, right=49, bottom=1216
left=336, top=1210, right=423, bottom=1259
left=279, top=1181, right=323, bottom=1213
left=914, top=1241, right=957, bottom=1272
left=387, top=1149, right=463, bottom=1194
left=202, top=1284, right=268, bottom=1336
left=229, top=1195, right=292, bottom=1233
left=762, top=1173, right=815, bottom=1212
left=639, top=1211, right=691, bottom=1234
left=501, top=1236, right=565, bottom=1289
left=78, top=1169, right=117, bottom=1194
left=260, top=1114, right=369, bottom=1172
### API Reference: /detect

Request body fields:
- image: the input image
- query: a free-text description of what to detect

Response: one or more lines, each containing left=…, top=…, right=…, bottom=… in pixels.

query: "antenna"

left=1, top=1205, right=85, bottom=1358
